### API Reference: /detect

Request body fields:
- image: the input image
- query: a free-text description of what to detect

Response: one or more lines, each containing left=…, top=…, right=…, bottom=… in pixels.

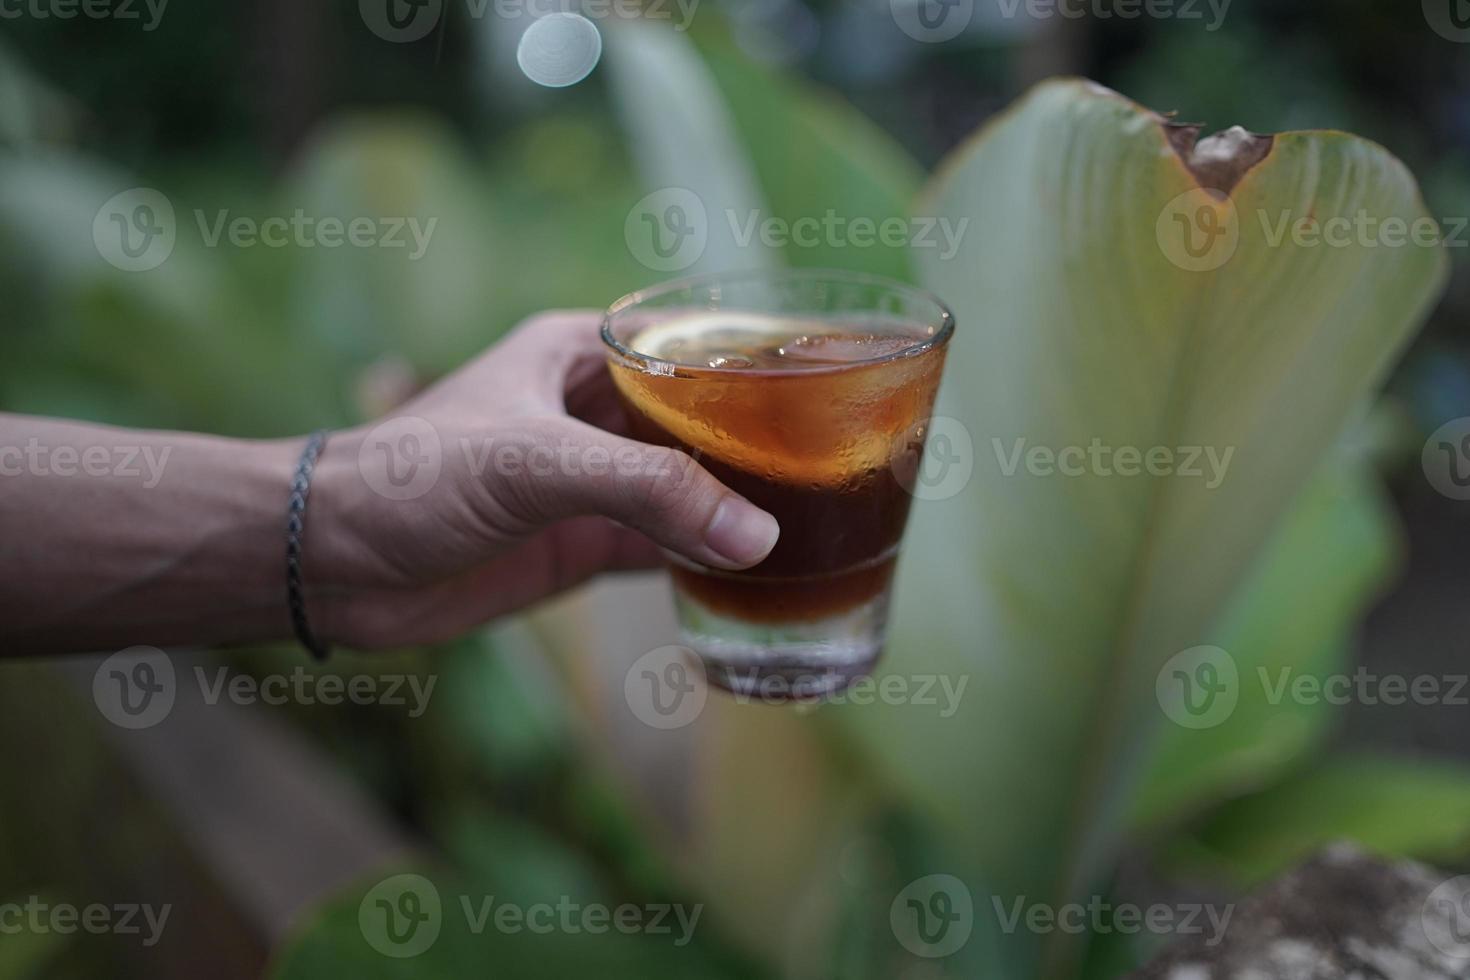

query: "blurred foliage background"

left=3, top=1, right=1470, bottom=978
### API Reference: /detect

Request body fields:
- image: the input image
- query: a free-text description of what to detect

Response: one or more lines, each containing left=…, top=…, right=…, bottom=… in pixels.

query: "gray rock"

left=1129, top=844, right=1470, bottom=979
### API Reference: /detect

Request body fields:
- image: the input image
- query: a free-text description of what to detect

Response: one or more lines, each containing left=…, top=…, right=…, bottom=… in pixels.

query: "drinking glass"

left=602, top=269, right=954, bottom=700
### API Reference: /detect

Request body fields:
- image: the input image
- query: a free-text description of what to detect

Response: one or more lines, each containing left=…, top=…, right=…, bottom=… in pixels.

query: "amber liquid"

left=607, top=313, right=948, bottom=627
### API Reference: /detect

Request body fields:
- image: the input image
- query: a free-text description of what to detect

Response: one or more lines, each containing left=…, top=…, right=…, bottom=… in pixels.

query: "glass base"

left=673, top=588, right=890, bottom=702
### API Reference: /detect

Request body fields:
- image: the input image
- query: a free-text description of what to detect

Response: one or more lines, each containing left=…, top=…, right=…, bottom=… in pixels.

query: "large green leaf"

left=268, top=866, right=758, bottom=980
left=601, top=20, right=774, bottom=276
left=545, top=22, right=929, bottom=969
left=693, top=30, right=923, bottom=280
left=601, top=20, right=922, bottom=280
left=0, top=39, right=73, bottom=146
left=1166, top=755, right=1470, bottom=888
left=855, top=78, right=1447, bottom=977
left=284, top=115, right=508, bottom=378
left=1130, top=451, right=1399, bottom=827
left=0, top=892, right=65, bottom=980
left=0, top=151, right=341, bottom=433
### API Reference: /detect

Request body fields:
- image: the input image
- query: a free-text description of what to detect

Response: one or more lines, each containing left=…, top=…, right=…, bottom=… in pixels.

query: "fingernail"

left=704, top=497, right=780, bottom=567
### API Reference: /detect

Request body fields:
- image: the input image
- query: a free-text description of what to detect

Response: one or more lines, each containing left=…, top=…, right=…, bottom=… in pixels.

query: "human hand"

left=308, top=311, right=780, bottom=649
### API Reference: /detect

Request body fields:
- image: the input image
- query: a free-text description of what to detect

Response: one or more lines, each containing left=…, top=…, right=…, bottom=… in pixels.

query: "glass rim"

left=601, top=268, right=955, bottom=376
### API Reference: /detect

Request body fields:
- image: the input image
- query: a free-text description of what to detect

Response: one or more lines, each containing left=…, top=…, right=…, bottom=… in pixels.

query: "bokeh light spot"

left=516, top=13, right=603, bottom=89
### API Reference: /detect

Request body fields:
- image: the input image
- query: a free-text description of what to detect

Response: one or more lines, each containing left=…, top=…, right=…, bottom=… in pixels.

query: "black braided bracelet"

left=286, top=430, right=331, bottom=661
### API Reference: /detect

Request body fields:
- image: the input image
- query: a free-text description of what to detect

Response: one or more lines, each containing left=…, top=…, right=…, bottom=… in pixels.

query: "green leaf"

left=284, top=114, right=509, bottom=377
left=0, top=894, right=65, bottom=980
left=693, top=29, right=924, bottom=280
left=269, top=867, right=759, bottom=980
left=1168, top=756, right=1470, bottom=888
left=1130, top=453, right=1399, bottom=827
left=601, top=20, right=774, bottom=275
left=562, top=25, right=927, bottom=964
left=601, top=20, right=922, bottom=280
left=0, top=152, right=341, bottom=432
left=429, top=629, right=571, bottom=784
left=0, top=40, right=74, bottom=146
left=853, top=77, right=1447, bottom=976
left=434, top=808, right=607, bottom=905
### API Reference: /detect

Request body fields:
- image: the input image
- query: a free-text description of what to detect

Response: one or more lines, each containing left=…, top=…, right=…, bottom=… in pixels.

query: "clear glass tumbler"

left=602, top=269, right=954, bottom=700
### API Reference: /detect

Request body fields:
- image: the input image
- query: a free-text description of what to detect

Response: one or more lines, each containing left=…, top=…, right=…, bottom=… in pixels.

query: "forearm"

left=0, top=415, right=312, bottom=655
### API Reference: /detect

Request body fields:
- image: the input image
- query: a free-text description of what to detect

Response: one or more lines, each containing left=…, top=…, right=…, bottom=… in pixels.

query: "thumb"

left=491, top=419, right=780, bottom=570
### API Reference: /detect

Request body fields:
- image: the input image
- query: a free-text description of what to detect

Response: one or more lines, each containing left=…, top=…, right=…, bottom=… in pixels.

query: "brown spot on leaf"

left=1165, top=123, right=1274, bottom=195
